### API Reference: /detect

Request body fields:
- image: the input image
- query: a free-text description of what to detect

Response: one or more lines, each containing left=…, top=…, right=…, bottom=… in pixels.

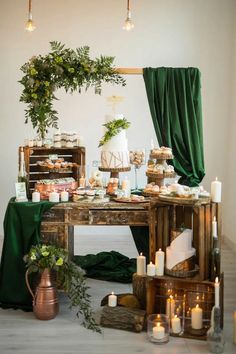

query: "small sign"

left=15, top=182, right=28, bottom=202
left=49, top=154, right=58, bottom=161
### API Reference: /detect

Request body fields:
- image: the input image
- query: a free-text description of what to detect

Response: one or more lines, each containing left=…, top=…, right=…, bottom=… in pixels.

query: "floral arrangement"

left=19, top=41, right=126, bottom=139
left=24, top=244, right=100, bottom=332
left=98, top=117, right=130, bottom=147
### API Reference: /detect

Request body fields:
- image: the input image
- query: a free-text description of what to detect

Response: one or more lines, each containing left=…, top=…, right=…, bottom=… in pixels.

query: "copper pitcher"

left=25, top=268, right=59, bottom=320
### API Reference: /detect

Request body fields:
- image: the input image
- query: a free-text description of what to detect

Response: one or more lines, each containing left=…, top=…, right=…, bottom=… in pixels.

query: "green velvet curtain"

left=143, top=67, right=205, bottom=186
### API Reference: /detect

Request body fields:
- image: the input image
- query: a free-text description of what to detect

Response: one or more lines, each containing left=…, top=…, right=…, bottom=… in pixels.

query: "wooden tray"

left=158, top=194, right=211, bottom=205
left=114, top=197, right=150, bottom=204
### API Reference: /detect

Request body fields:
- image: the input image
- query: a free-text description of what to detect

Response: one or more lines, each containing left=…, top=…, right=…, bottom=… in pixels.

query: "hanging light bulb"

left=25, top=0, right=36, bottom=32
left=123, top=0, right=134, bottom=31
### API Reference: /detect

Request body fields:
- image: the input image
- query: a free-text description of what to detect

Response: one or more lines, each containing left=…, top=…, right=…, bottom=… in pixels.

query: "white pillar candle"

left=212, top=216, right=217, bottom=237
left=79, top=176, right=86, bottom=188
left=147, top=261, right=156, bottom=276
left=155, top=248, right=165, bottom=276
left=61, top=190, right=69, bottom=202
left=153, top=322, right=165, bottom=340
left=191, top=304, right=203, bottom=330
left=211, top=177, right=222, bottom=203
left=136, top=253, right=146, bottom=275
left=215, top=277, right=220, bottom=308
left=171, top=315, right=181, bottom=334
left=32, top=190, right=40, bottom=203
left=49, top=191, right=60, bottom=203
left=233, top=311, right=236, bottom=345
left=108, top=291, right=117, bottom=307
left=166, top=295, right=175, bottom=319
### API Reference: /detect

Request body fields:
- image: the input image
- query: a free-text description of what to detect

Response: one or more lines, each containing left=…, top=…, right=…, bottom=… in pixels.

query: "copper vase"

left=26, top=268, right=59, bottom=320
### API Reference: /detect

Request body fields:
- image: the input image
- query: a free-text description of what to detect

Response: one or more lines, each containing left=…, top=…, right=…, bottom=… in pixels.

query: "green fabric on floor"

left=73, top=251, right=136, bottom=283
left=0, top=198, right=55, bottom=310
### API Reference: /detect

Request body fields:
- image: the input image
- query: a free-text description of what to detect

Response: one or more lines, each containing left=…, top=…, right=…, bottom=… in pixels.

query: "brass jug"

left=25, top=268, right=59, bottom=320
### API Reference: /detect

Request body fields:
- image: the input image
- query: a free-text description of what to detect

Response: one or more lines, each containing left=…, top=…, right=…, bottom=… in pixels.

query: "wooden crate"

left=145, top=274, right=224, bottom=340
left=149, top=199, right=222, bottom=281
left=19, top=146, right=86, bottom=195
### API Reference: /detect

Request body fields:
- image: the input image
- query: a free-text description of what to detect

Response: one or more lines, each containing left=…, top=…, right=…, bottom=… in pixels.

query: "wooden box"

left=149, top=200, right=222, bottom=281
left=19, top=146, right=86, bottom=195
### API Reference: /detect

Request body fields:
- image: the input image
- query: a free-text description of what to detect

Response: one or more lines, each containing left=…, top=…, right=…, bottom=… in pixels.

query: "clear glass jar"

left=147, top=314, right=169, bottom=344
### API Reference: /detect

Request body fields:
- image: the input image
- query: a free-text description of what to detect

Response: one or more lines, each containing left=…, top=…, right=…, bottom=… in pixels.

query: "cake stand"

left=99, top=166, right=131, bottom=179
left=146, top=152, right=176, bottom=188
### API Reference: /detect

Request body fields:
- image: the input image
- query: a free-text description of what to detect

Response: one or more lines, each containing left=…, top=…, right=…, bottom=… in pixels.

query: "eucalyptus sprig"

left=19, top=41, right=126, bottom=139
left=98, top=118, right=130, bottom=147
left=24, top=244, right=101, bottom=333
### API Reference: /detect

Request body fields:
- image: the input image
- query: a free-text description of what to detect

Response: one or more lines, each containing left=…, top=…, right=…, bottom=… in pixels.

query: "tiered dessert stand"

left=146, top=150, right=176, bottom=188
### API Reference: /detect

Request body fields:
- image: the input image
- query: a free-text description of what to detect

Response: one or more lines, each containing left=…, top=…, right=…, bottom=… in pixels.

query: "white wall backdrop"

left=0, top=0, right=235, bottom=244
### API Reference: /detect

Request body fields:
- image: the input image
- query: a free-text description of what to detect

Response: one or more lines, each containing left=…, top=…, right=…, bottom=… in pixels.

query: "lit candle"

left=61, top=190, right=69, bottom=202
left=191, top=304, right=203, bottom=330
left=153, top=322, right=165, bottom=340
left=121, top=177, right=131, bottom=197
left=211, top=177, right=222, bottom=203
left=215, top=277, right=220, bottom=308
left=79, top=175, right=86, bottom=188
left=136, top=253, right=146, bottom=275
left=171, top=315, right=181, bottom=334
left=49, top=191, right=60, bottom=203
left=212, top=216, right=217, bottom=237
left=166, top=295, right=175, bottom=319
left=234, top=311, right=236, bottom=345
left=155, top=248, right=165, bottom=276
left=147, top=261, right=156, bottom=276
left=108, top=291, right=117, bottom=307
left=32, top=190, right=40, bottom=203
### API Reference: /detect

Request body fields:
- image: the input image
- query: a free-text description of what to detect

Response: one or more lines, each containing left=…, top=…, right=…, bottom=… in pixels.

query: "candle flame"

left=111, top=291, right=114, bottom=295
left=157, top=314, right=160, bottom=319
left=150, top=261, right=153, bottom=265
left=196, top=304, right=199, bottom=308
left=157, top=322, right=160, bottom=327
left=216, top=177, right=218, bottom=181
left=215, top=277, right=219, bottom=283
left=170, top=295, right=173, bottom=300
left=174, top=315, right=177, bottom=318
left=140, top=252, right=143, bottom=256
left=213, top=216, right=216, bottom=221
left=196, top=295, right=199, bottom=301
left=158, top=248, right=162, bottom=251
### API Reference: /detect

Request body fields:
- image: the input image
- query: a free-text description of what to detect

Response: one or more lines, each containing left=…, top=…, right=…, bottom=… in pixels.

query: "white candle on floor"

left=153, top=322, right=165, bottom=339
left=136, top=253, right=146, bottom=276
left=211, top=177, right=222, bottom=203
left=108, top=292, right=117, bottom=307
left=191, top=304, right=203, bottom=330
left=147, top=261, right=155, bottom=276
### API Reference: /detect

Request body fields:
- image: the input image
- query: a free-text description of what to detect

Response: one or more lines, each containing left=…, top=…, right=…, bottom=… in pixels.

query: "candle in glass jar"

left=171, top=315, right=181, bottom=334
left=155, top=248, right=165, bottom=276
left=147, top=261, right=156, bottom=276
left=191, top=304, right=203, bottom=330
left=166, top=295, right=175, bottom=319
left=108, top=291, right=117, bottom=307
left=49, top=191, right=60, bottom=203
left=136, top=253, right=146, bottom=275
left=32, top=190, right=40, bottom=203
left=61, top=190, right=69, bottom=202
left=211, top=177, right=222, bottom=203
left=153, top=322, right=165, bottom=340
left=215, top=277, right=220, bottom=307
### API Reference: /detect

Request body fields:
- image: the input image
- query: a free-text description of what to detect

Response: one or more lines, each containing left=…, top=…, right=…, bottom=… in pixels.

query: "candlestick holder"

left=147, top=314, right=169, bottom=344
left=207, top=307, right=225, bottom=353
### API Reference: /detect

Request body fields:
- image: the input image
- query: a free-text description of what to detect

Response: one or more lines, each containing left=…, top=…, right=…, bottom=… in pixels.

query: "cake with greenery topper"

left=99, top=115, right=130, bottom=169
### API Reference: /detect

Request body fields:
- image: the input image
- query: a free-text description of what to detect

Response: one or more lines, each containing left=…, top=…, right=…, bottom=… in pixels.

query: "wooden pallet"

left=19, top=146, right=86, bottom=195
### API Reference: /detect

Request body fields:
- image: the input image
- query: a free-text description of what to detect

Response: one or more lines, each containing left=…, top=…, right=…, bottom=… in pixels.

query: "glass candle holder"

left=147, top=314, right=169, bottom=344
left=166, top=294, right=184, bottom=335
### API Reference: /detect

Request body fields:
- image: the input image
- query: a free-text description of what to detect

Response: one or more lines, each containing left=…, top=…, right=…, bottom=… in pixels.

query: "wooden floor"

left=0, top=226, right=236, bottom=354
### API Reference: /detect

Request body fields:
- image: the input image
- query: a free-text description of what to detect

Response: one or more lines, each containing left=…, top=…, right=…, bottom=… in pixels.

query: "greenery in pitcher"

left=24, top=244, right=101, bottom=332
left=19, top=41, right=126, bottom=139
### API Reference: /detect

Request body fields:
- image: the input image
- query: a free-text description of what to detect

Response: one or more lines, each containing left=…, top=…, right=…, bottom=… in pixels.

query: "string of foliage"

left=19, top=41, right=126, bottom=139
left=98, top=117, right=130, bottom=147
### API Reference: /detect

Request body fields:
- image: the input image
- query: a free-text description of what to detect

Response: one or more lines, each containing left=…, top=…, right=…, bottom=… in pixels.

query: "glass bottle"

left=207, top=306, right=225, bottom=353
left=18, top=147, right=28, bottom=190
left=209, top=235, right=221, bottom=282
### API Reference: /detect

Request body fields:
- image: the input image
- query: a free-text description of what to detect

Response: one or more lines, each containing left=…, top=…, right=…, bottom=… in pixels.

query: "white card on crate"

left=15, top=182, right=28, bottom=202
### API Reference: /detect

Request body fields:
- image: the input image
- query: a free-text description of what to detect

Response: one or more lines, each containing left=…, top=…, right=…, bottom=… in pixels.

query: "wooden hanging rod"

left=115, top=68, right=143, bottom=75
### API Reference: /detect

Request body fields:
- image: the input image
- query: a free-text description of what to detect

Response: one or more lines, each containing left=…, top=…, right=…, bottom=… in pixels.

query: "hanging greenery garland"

left=19, top=41, right=126, bottom=139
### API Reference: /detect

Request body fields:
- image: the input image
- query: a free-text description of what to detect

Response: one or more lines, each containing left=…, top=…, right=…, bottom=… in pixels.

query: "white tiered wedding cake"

left=100, top=114, right=130, bottom=169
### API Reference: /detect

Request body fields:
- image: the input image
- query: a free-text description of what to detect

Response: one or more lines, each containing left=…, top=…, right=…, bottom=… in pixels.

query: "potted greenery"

left=19, top=41, right=126, bottom=139
left=24, top=244, right=100, bottom=332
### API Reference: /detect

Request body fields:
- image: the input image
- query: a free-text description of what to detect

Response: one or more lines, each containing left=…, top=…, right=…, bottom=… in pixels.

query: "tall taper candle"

left=212, top=216, right=217, bottom=237
left=215, top=277, right=220, bottom=308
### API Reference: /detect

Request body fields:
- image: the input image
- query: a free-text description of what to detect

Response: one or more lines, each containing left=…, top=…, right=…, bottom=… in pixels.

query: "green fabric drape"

left=143, top=67, right=205, bottom=186
left=0, top=198, right=55, bottom=310
left=73, top=251, right=136, bottom=283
